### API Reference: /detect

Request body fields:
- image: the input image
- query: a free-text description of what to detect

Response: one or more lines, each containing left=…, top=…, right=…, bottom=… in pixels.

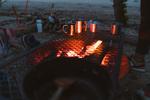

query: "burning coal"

left=56, top=40, right=103, bottom=58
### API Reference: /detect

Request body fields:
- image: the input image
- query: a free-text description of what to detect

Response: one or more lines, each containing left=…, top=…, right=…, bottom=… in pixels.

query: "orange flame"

left=56, top=50, right=63, bottom=57
left=84, top=40, right=102, bottom=55
left=66, top=50, right=78, bottom=57
left=56, top=40, right=102, bottom=58
left=101, top=53, right=111, bottom=66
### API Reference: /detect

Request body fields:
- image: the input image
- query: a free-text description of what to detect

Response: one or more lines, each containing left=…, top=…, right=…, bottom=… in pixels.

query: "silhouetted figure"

left=130, top=0, right=150, bottom=72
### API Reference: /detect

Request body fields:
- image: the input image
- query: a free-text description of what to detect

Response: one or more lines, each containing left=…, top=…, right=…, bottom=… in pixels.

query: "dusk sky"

left=3, top=0, right=140, bottom=8
left=8, top=0, right=140, bottom=4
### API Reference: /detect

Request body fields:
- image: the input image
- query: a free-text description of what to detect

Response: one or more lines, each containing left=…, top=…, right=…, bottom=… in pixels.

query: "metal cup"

left=90, top=23, right=96, bottom=33
left=36, top=19, right=43, bottom=33
left=82, top=21, right=88, bottom=32
left=63, top=24, right=75, bottom=36
left=75, top=21, right=82, bottom=34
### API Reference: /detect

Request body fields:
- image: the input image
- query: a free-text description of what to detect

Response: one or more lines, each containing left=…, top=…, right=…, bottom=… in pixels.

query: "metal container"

left=63, top=24, right=75, bottom=36
left=75, top=21, right=82, bottom=34
left=36, top=19, right=43, bottom=33
left=90, top=21, right=96, bottom=33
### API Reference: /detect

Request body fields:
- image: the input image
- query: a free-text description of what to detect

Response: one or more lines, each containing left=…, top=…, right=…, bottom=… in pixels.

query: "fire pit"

left=0, top=20, right=129, bottom=100
left=29, top=36, right=129, bottom=79
left=24, top=26, right=129, bottom=100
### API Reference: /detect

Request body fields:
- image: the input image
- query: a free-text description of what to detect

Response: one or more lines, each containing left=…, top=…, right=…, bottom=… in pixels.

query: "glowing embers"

left=30, top=46, right=51, bottom=65
left=30, top=40, right=102, bottom=65
left=32, top=50, right=51, bottom=65
left=84, top=40, right=102, bottom=56
left=101, top=50, right=129, bottom=79
left=56, top=50, right=63, bottom=58
left=56, top=50, right=82, bottom=58
left=56, top=40, right=103, bottom=58
left=101, top=50, right=118, bottom=67
left=66, top=50, right=79, bottom=57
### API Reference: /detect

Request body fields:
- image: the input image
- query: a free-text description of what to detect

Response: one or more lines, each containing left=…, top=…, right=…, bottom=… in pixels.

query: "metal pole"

left=24, top=0, right=29, bottom=15
left=112, top=24, right=124, bottom=99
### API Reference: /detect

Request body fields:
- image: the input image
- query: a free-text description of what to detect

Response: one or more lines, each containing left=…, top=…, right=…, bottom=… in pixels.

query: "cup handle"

left=62, top=25, right=68, bottom=33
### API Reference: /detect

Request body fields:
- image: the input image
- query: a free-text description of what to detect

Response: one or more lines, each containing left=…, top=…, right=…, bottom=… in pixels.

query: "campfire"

left=56, top=40, right=102, bottom=58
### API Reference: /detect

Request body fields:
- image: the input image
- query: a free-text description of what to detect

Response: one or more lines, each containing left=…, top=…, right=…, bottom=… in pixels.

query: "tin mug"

left=90, top=22, right=96, bottom=33
left=63, top=24, right=75, bottom=36
left=82, top=21, right=88, bottom=32
left=111, top=24, right=117, bottom=35
left=75, top=21, right=82, bottom=34
left=36, top=19, right=43, bottom=33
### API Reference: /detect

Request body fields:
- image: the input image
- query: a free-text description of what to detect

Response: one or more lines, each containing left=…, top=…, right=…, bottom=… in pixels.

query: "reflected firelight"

left=101, top=50, right=118, bottom=67
left=101, top=51, right=129, bottom=79
left=32, top=50, right=51, bottom=65
left=111, top=24, right=117, bottom=35
left=90, top=23, right=96, bottom=33
left=70, top=25, right=74, bottom=36
left=31, top=40, right=103, bottom=65
left=76, top=21, right=82, bottom=34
